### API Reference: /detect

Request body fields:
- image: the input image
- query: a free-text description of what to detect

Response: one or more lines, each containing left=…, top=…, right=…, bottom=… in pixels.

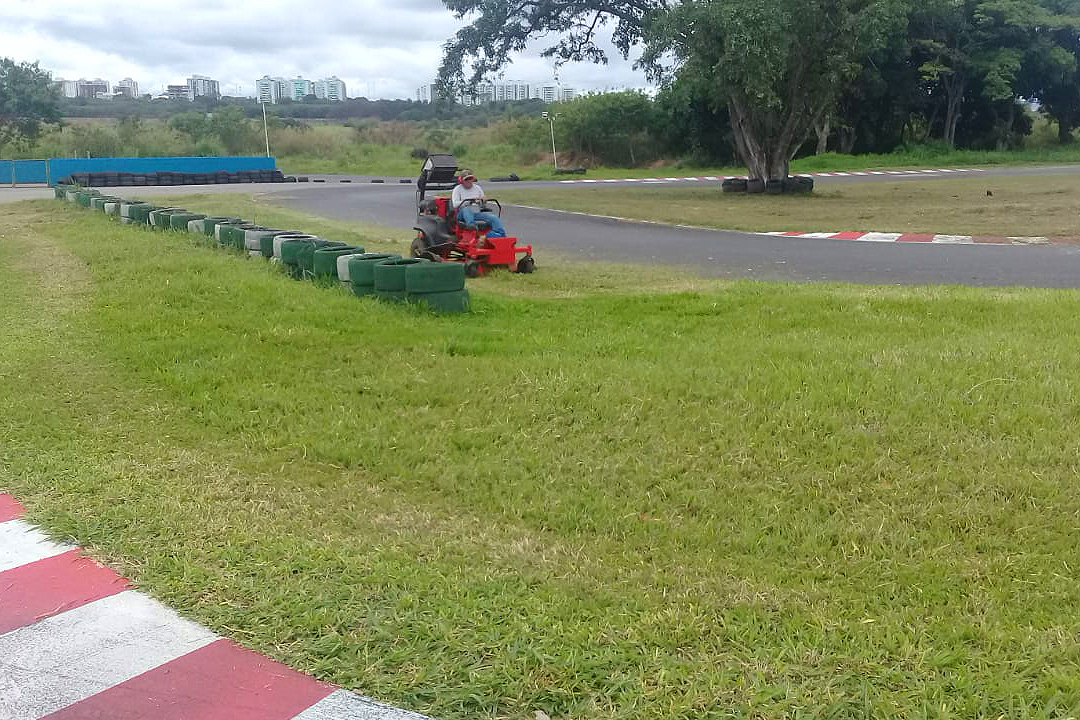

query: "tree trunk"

left=814, top=118, right=830, bottom=155
left=1059, top=118, right=1074, bottom=144
left=943, top=77, right=965, bottom=149
left=728, top=95, right=795, bottom=182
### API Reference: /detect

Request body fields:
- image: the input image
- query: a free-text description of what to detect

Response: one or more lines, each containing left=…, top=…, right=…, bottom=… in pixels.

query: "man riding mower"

left=412, top=154, right=535, bottom=277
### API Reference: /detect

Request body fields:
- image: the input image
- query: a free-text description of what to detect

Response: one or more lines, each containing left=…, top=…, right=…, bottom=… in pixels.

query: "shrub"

left=410, top=147, right=429, bottom=159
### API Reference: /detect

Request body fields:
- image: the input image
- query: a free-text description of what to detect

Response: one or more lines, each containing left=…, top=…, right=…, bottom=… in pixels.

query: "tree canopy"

left=439, top=0, right=1080, bottom=180
left=0, top=58, right=61, bottom=154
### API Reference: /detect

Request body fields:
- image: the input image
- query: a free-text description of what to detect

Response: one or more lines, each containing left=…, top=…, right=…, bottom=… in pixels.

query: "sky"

left=0, top=0, right=652, bottom=100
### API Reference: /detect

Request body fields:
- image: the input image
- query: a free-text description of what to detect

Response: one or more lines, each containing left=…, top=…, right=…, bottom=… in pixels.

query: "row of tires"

left=57, top=170, right=303, bottom=188
left=721, top=176, right=815, bottom=194
left=56, top=186, right=470, bottom=314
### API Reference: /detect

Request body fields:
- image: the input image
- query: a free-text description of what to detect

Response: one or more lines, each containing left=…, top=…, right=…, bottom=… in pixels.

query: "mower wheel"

left=411, top=235, right=441, bottom=261
left=405, top=261, right=465, bottom=294
left=515, top=256, right=536, bottom=274
left=464, top=261, right=481, bottom=278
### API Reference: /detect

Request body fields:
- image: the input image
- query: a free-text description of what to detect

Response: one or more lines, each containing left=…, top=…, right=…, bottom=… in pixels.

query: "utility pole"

left=261, top=101, right=271, bottom=158
left=542, top=111, right=559, bottom=171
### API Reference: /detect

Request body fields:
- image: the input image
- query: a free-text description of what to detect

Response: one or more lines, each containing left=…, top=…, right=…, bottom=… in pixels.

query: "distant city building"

left=256, top=76, right=289, bottom=104
left=313, top=76, right=347, bottom=101
left=166, top=84, right=190, bottom=101
left=74, top=78, right=110, bottom=99
left=114, top=78, right=140, bottom=98
left=187, top=75, right=220, bottom=100
left=52, top=78, right=78, bottom=98
left=290, top=76, right=313, bottom=101
left=256, top=75, right=346, bottom=103
left=416, top=81, right=573, bottom=105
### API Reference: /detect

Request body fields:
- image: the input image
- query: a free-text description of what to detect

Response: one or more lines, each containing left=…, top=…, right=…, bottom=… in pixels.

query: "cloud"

left=0, top=0, right=651, bottom=99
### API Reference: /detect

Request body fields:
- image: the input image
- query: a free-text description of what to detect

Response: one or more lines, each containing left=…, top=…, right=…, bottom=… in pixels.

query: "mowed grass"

left=495, top=175, right=1080, bottom=239
left=6, top=200, right=1080, bottom=718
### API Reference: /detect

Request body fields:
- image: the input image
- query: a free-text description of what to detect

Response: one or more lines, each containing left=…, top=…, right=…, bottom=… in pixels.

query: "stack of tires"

left=722, top=176, right=814, bottom=194
left=372, top=258, right=470, bottom=313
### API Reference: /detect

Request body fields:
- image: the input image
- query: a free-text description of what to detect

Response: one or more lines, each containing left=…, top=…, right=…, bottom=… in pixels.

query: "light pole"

left=542, top=111, right=559, bottom=171
left=261, top=101, right=271, bottom=158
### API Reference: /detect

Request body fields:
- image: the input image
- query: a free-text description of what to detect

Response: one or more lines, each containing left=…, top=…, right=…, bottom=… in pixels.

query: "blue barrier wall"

left=1, top=156, right=277, bottom=186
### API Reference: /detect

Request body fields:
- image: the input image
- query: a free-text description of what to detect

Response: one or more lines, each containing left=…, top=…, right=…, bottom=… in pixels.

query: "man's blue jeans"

left=458, top=207, right=507, bottom=238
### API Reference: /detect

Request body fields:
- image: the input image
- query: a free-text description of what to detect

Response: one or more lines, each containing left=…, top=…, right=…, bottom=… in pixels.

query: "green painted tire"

left=312, top=245, right=362, bottom=280
left=374, top=258, right=429, bottom=292
left=203, top=217, right=242, bottom=237
left=298, top=240, right=346, bottom=278
left=405, top=261, right=465, bottom=294
left=132, top=205, right=161, bottom=225
left=410, top=289, right=471, bottom=314
left=272, top=232, right=315, bottom=259
left=170, top=213, right=205, bottom=230
left=214, top=221, right=245, bottom=247
left=90, top=197, right=106, bottom=210
left=54, top=187, right=66, bottom=200
left=374, top=289, right=407, bottom=303
left=347, top=254, right=400, bottom=294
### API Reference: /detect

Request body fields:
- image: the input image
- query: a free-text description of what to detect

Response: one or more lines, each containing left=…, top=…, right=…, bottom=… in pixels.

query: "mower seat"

left=414, top=215, right=455, bottom=249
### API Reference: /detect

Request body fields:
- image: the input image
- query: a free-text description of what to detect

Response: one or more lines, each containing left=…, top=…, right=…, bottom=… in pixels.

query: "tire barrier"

left=312, top=245, right=363, bottom=281
left=298, top=240, right=348, bottom=279
left=336, top=252, right=368, bottom=285
left=721, top=176, right=814, bottom=194
left=56, top=187, right=471, bottom=314
left=347, top=254, right=400, bottom=297
left=55, top=170, right=296, bottom=188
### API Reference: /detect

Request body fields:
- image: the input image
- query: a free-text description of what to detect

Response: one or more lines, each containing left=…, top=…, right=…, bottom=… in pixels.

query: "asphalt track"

left=264, top=166, right=1080, bottom=288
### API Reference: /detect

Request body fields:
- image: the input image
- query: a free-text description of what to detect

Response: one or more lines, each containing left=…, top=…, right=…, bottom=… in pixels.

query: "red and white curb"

left=764, top=231, right=1051, bottom=245
left=0, top=494, right=429, bottom=720
left=558, top=168, right=986, bottom=184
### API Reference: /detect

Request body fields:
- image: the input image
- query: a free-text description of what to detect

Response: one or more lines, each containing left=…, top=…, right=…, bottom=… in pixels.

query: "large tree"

left=0, top=58, right=61, bottom=154
left=439, top=0, right=905, bottom=181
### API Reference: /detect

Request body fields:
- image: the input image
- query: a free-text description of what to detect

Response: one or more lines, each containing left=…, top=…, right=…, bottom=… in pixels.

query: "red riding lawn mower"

left=411, top=154, right=535, bottom=277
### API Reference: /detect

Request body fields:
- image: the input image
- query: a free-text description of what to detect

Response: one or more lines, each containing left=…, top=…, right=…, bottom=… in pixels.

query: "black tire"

left=410, top=289, right=470, bottom=314
left=746, top=179, right=766, bottom=194
left=765, top=180, right=784, bottom=195
left=721, top=178, right=747, bottom=193
left=515, top=256, right=536, bottom=274
left=373, top=258, right=428, bottom=292
left=464, top=261, right=481, bottom=278
left=405, top=261, right=465, bottom=293
left=782, top=176, right=814, bottom=194
left=370, top=179, right=384, bottom=183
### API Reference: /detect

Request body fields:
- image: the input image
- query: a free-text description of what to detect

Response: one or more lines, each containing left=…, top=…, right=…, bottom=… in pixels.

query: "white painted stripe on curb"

left=0, top=519, right=72, bottom=573
left=796, top=232, right=840, bottom=238
left=869, top=171, right=885, bottom=175
left=859, top=232, right=904, bottom=242
left=932, top=235, right=973, bottom=244
left=623, top=178, right=640, bottom=182
left=291, top=689, right=430, bottom=720
left=704, top=176, right=719, bottom=181
left=834, top=172, right=851, bottom=176
left=0, top=591, right=218, bottom=719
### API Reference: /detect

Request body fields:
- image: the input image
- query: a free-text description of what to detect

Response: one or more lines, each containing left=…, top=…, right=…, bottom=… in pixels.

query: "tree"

left=556, top=91, right=656, bottom=165
left=0, top=58, right=61, bottom=155
left=439, top=0, right=905, bottom=182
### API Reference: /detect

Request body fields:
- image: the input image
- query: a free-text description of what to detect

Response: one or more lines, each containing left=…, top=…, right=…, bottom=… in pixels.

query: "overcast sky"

left=0, top=0, right=651, bottom=99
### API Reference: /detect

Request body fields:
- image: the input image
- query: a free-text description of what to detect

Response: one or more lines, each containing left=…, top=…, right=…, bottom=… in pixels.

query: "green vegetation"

left=6, top=198, right=1080, bottom=718
left=495, top=174, right=1080, bottom=238
left=442, top=0, right=1080, bottom=180
left=0, top=58, right=60, bottom=154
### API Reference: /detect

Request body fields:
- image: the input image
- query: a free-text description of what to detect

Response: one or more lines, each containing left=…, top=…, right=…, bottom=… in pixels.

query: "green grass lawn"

left=279, top=143, right=1080, bottom=182
left=494, top=175, right=1080, bottom=239
left=6, top=199, right=1080, bottom=719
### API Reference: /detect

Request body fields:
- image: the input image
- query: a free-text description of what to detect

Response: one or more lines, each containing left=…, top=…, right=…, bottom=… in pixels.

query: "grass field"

left=495, top=175, right=1080, bottom=239
left=6, top=198, right=1080, bottom=718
